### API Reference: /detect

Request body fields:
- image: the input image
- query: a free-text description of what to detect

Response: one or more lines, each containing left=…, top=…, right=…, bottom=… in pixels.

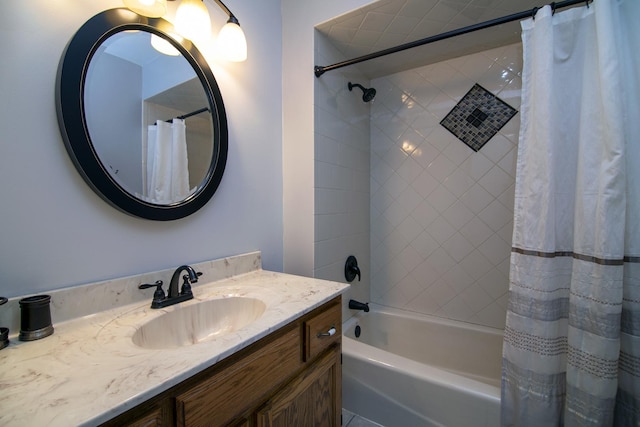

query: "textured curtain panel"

left=501, top=0, right=640, bottom=425
left=146, top=118, right=190, bottom=204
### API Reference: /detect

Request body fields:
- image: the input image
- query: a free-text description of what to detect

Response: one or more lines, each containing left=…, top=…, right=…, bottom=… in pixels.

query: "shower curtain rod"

left=163, top=107, right=210, bottom=123
left=314, top=0, right=592, bottom=77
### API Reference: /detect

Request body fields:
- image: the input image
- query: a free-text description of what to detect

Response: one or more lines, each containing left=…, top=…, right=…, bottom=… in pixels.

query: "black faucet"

left=348, top=299, right=369, bottom=312
left=139, top=265, right=202, bottom=309
left=169, top=265, right=200, bottom=299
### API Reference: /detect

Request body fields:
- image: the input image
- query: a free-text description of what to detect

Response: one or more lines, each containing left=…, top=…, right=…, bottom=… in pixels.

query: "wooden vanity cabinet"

left=101, top=296, right=342, bottom=427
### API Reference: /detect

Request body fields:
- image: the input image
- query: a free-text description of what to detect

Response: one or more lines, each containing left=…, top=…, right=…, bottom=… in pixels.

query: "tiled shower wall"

left=314, top=31, right=371, bottom=319
left=370, top=43, right=522, bottom=329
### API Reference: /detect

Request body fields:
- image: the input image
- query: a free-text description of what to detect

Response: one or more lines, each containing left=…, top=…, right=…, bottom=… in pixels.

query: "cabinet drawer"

left=175, top=325, right=302, bottom=427
left=303, top=300, right=341, bottom=362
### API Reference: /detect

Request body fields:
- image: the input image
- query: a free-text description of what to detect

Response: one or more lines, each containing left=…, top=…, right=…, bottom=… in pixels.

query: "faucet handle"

left=180, top=271, right=201, bottom=296
left=139, top=280, right=166, bottom=308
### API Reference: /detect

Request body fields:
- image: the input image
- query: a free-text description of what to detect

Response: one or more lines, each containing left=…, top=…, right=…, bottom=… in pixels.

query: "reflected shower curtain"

left=146, top=118, right=190, bottom=204
left=501, top=0, right=640, bottom=425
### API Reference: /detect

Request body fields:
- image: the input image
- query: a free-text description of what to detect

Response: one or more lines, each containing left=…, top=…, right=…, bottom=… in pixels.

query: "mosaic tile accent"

left=440, top=83, right=517, bottom=152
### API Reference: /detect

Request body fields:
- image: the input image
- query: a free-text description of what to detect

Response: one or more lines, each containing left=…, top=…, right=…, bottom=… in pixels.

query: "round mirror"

left=56, top=8, right=228, bottom=220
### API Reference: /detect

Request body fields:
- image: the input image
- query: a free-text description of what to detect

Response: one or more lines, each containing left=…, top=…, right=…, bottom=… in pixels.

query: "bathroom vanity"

left=0, top=252, right=347, bottom=426
left=102, top=297, right=342, bottom=426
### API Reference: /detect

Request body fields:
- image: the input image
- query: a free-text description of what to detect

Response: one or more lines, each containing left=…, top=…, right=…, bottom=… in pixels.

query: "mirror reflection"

left=84, top=31, right=213, bottom=205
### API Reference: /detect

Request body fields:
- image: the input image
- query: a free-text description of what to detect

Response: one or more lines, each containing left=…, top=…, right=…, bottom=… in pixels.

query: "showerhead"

left=348, top=82, right=376, bottom=103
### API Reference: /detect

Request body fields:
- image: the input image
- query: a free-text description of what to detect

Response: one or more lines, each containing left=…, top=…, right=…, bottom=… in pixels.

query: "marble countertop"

left=0, top=269, right=348, bottom=426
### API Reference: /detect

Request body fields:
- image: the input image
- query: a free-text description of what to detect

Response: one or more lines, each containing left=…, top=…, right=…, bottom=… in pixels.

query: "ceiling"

left=315, top=0, right=579, bottom=78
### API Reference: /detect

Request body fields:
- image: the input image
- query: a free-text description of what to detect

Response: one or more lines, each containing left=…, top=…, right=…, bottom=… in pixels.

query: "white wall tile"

left=366, top=43, right=522, bottom=329
left=441, top=266, right=475, bottom=294
left=478, top=165, right=514, bottom=198
left=426, top=185, right=457, bottom=213
left=439, top=297, right=472, bottom=321
left=460, top=216, right=494, bottom=248
left=460, top=183, right=494, bottom=214
left=443, top=200, right=474, bottom=230
left=411, top=230, right=440, bottom=259
left=477, top=267, right=509, bottom=300
left=412, top=200, right=440, bottom=229
left=481, top=133, right=515, bottom=164
left=397, top=157, right=424, bottom=184
left=478, top=198, right=512, bottom=232
left=443, top=168, right=474, bottom=198
left=428, top=278, right=458, bottom=307
left=459, top=249, right=494, bottom=280
left=396, top=186, right=423, bottom=216
left=459, top=285, right=493, bottom=314
left=313, top=48, right=370, bottom=307
left=478, top=234, right=511, bottom=267
left=427, top=216, right=457, bottom=244
left=315, top=43, right=522, bottom=327
left=441, top=139, right=473, bottom=166
left=442, top=232, right=475, bottom=263
left=411, top=140, right=441, bottom=169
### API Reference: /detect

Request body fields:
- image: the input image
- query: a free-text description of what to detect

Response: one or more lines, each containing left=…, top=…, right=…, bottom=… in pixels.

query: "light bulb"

left=217, top=20, right=247, bottom=62
left=150, top=34, right=180, bottom=56
left=123, top=0, right=167, bottom=17
left=175, top=0, right=212, bottom=43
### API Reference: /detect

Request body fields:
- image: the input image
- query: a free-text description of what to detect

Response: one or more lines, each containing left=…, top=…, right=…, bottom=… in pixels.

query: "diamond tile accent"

left=440, top=83, right=517, bottom=152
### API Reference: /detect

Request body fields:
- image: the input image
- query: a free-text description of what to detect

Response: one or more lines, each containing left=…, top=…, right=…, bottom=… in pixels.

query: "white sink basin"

left=132, top=297, right=267, bottom=349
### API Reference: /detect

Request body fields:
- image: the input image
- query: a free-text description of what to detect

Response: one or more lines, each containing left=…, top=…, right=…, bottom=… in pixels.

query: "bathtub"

left=342, top=304, right=503, bottom=427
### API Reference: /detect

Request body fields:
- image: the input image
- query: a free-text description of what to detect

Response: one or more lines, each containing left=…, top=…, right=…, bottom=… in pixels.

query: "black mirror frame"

left=56, top=8, right=228, bottom=221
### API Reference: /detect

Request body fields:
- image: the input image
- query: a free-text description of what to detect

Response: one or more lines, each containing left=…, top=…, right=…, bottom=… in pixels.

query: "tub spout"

left=349, top=299, right=369, bottom=312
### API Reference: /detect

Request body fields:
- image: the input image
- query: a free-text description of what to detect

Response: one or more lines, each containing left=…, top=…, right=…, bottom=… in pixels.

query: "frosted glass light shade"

left=217, top=21, right=247, bottom=62
left=150, top=34, right=180, bottom=56
left=123, top=0, right=167, bottom=17
left=175, top=0, right=212, bottom=42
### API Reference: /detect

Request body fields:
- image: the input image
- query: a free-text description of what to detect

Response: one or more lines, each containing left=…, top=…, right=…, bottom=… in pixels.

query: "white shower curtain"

left=146, top=118, right=190, bottom=204
left=502, top=0, right=640, bottom=425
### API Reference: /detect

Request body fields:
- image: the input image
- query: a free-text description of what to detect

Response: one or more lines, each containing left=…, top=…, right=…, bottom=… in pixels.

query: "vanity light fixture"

left=175, top=0, right=247, bottom=62
left=123, top=0, right=247, bottom=62
left=123, top=0, right=167, bottom=17
left=175, top=0, right=212, bottom=43
left=212, top=0, right=247, bottom=62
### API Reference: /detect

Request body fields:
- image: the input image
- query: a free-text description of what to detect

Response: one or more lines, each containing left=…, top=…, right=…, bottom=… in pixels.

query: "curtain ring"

left=551, top=2, right=557, bottom=15
left=532, top=6, right=539, bottom=19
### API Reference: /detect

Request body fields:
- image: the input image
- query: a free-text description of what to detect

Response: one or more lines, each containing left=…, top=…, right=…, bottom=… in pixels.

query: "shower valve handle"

left=345, top=255, right=361, bottom=282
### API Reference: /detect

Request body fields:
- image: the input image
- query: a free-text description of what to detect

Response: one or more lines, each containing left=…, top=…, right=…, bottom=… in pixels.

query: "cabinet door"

left=175, top=326, right=301, bottom=427
left=255, top=344, right=341, bottom=427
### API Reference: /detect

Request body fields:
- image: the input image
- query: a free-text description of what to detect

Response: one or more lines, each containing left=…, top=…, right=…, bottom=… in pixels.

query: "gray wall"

left=85, top=52, right=143, bottom=194
left=0, top=1, right=283, bottom=297
left=281, top=0, right=373, bottom=279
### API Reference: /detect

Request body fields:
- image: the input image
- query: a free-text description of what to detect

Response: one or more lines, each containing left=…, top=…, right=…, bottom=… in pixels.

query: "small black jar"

left=19, top=295, right=54, bottom=341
